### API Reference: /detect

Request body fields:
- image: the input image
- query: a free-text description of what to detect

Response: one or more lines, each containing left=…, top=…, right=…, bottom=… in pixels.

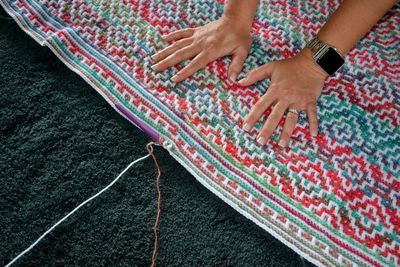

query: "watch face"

left=316, top=47, right=344, bottom=75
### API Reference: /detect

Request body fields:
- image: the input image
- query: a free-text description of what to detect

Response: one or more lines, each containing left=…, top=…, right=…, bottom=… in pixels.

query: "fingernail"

left=150, top=54, right=158, bottom=62
left=151, top=63, right=159, bottom=70
left=170, top=74, right=179, bottom=82
left=311, top=129, right=318, bottom=136
left=278, top=139, right=287, bottom=148
left=257, top=136, right=266, bottom=146
left=238, top=78, right=247, bottom=85
left=243, top=123, right=251, bottom=132
left=230, top=73, right=237, bottom=82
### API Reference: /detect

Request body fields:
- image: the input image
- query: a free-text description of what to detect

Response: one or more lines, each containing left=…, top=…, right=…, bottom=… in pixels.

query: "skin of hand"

left=150, top=16, right=252, bottom=83
left=239, top=0, right=396, bottom=148
left=150, top=0, right=259, bottom=83
left=238, top=49, right=327, bottom=148
left=151, top=0, right=396, bottom=149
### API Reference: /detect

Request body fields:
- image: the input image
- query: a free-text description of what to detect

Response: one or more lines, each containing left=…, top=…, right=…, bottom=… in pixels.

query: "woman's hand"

left=151, top=16, right=252, bottom=83
left=238, top=49, right=328, bottom=148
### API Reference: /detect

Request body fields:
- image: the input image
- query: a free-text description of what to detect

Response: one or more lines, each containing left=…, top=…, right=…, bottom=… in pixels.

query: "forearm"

left=222, top=0, right=259, bottom=32
left=317, top=0, right=396, bottom=55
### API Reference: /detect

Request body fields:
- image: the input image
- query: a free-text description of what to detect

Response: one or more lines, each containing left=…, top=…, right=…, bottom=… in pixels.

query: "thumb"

left=228, top=49, right=248, bottom=82
left=238, top=62, right=274, bottom=86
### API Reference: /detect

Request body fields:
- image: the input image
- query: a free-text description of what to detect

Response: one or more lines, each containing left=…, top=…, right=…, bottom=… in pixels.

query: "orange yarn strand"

left=146, top=142, right=162, bottom=267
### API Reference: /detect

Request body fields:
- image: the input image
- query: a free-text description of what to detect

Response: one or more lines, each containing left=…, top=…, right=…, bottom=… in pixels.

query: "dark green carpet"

left=0, top=7, right=314, bottom=267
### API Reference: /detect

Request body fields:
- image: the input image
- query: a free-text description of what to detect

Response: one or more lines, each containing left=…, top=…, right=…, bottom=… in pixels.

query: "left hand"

left=150, top=16, right=252, bottom=83
left=238, top=49, right=328, bottom=148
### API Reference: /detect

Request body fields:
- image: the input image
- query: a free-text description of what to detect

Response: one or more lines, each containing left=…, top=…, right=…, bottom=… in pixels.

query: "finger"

left=256, top=101, right=287, bottom=146
left=277, top=110, right=299, bottom=148
left=151, top=38, right=192, bottom=63
left=228, top=49, right=248, bottom=82
left=238, top=63, right=274, bottom=86
left=162, top=28, right=195, bottom=42
left=171, top=51, right=214, bottom=83
left=306, top=103, right=319, bottom=136
left=151, top=44, right=199, bottom=72
left=242, top=88, right=277, bottom=132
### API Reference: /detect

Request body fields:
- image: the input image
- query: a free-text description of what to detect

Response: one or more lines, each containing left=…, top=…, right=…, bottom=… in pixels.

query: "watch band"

left=305, top=36, right=345, bottom=76
left=306, top=36, right=328, bottom=58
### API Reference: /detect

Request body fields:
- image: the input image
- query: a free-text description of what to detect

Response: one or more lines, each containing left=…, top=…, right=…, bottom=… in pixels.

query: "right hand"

left=150, top=16, right=252, bottom=83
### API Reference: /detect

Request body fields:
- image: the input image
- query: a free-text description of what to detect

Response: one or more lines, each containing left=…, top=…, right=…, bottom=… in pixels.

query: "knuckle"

left=280, top=87, right=291, bottom=97
left=282, top=125, right=293, bottom=136
left=269, top=82, right=280, bottom=91
left=290, top=103, right=306, bottom=112
left=307, top=101, right=317, bottom=109
left=278, top=97, right=291, bottom=106
left=280, top=131, right=290, bottom=140
left=253, top=102, right=265, bottom=111
left=260, top=127, right=272, bottom=137
left=241, top=38, right=252, bottom=48
left=269, top=113, right=281, bottom=121
left=171, top=42, right=181, bottom=49
left=248, top=71, right=260, bottom=81
left=176, top=38, right=187, bottom=46
left=155, top=59, right=166, bottom=66
left=174, top=49, right=186, bottom=58
left=298, top=103, right=308, bottom=111
left=157, top=50, right=168, bottom=59
left=187, top=61, right=200, bottom=71
left=237, top=45, right=250, bottom=55
left=245, top=113, right=258, bottom=124
left=303, top=96, right=317, bottom=105
left=203, top=52, right=214, bottom=61
left=229, top=64, right=240, bottom=72
left=252, top=67, right=263, bottom=76
left=159, top=45, right=171, bottom=54
left=176, top=72, right=187, bottom=80
left=295, top=100, right=307, bottom=110
left=161, top=58, right=173, bottom=66
left=169, top=31, right=179, bottom=37
left=192, top=34, right=203, bottom=43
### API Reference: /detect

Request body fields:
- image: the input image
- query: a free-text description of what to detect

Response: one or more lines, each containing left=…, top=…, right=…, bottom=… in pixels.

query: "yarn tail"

left=146, top=142, right=162, bottom=267
left=5, top=141, right=162, bottom=267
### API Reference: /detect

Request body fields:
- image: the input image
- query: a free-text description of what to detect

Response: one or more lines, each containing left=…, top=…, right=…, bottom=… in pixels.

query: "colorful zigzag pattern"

left=1, top=0, right=399, bottom=266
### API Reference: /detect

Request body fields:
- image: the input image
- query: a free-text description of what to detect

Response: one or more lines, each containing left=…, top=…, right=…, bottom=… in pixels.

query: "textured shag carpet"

left=0, top=7, right=313, bottom=267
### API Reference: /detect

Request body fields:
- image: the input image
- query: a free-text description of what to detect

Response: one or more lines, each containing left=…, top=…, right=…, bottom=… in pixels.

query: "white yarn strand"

left=5, top=148, right=154, bottom=267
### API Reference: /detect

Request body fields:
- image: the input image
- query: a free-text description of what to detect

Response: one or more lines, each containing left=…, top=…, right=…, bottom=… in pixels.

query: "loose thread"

left=146, top=141, right=162, bottom=267
left=5, top=141, right=161, bottom=267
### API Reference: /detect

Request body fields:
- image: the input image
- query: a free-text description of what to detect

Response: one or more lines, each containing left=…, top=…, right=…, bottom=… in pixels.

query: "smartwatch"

left=306, top=36, right=345, bottom=76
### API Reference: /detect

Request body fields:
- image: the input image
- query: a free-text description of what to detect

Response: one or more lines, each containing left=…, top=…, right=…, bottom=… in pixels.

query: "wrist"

left=297, top=48, right=329, bottom=79
left=221, top=13, right=253, bottom=33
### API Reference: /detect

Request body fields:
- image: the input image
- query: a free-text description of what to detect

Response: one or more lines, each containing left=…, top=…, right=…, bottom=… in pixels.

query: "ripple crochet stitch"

left=1, top=0, right=399, bottom=266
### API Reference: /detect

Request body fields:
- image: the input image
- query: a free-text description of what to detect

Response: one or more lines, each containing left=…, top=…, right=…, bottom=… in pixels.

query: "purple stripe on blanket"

left=115, top=103, right=160, bottom=142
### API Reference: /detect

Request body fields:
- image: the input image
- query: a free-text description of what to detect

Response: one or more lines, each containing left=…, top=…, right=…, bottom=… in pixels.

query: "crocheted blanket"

left=1, top=0, right=399, bottom=266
